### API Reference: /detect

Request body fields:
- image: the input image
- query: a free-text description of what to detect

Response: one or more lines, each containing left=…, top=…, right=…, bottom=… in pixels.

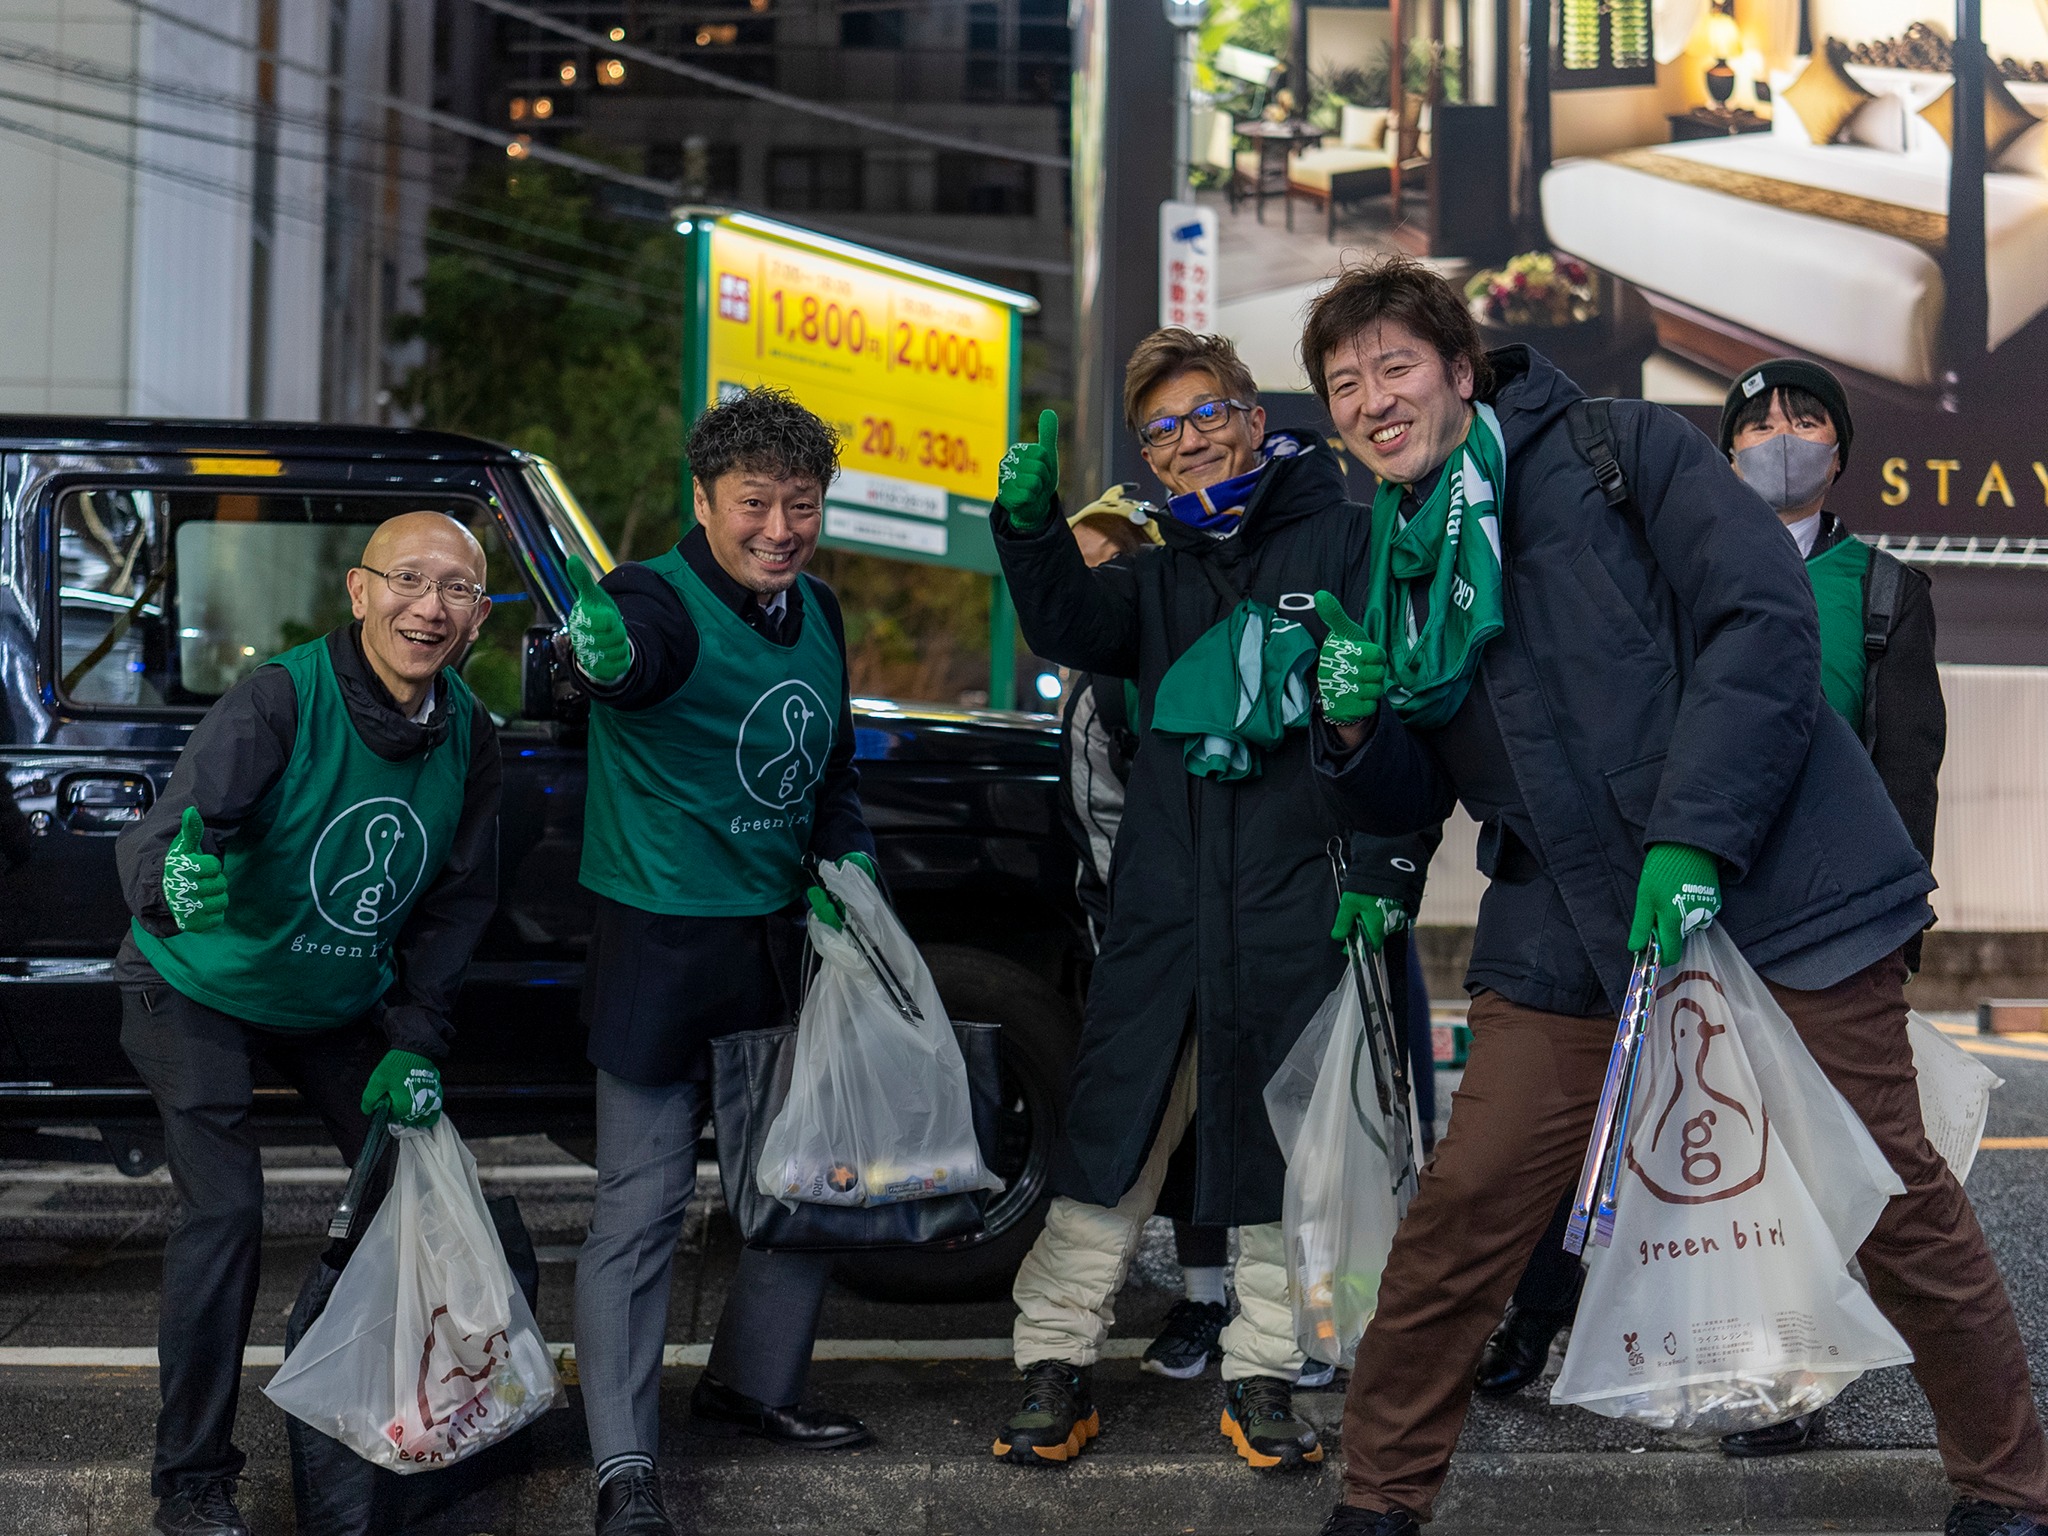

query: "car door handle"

left=57, top=772, right=154, bottom=835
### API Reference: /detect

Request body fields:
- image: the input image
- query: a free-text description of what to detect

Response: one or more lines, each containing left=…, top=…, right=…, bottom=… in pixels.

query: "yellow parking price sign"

left=681, top=212, right=1037, bottom=579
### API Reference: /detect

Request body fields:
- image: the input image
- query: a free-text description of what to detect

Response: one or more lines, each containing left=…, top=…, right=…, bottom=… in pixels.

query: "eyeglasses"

left=357, top=565, right=486, bottom=608
left=1138, top=398, right=1254, bottom=449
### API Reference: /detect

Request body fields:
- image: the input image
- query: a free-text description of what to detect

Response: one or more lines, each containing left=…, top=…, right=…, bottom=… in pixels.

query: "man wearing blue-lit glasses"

left=986, top=329, right=1435, bottom=1475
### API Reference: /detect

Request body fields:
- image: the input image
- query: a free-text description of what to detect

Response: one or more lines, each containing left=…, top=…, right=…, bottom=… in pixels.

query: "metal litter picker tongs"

left=1326, top=839, right=1423, bottom=1208
left=1563, top=940, right=1661, bottom=1255
left=804, top=856, right=924, bottom=1025
left=327, top=1106, right=392, bottom=1243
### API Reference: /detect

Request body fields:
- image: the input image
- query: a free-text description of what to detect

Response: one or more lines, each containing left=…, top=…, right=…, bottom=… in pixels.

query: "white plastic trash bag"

left=264, top=1117, right=560, bottom=1471
left=1264, top=970, right=1404, bottom=1366
left=758, top=860, right=1002, bottom=1208
left=1552, top=926, right=1913, bottom=1433
left=1907, top=1012, right=2002, bottom=1184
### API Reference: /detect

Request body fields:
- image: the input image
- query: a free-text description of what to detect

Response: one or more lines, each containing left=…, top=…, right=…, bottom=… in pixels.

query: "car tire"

left=831, top=944, right=1079, bottom=1305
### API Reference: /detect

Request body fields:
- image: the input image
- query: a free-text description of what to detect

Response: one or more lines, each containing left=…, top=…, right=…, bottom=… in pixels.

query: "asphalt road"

left=0, top=1013, right=2039, bottom=1533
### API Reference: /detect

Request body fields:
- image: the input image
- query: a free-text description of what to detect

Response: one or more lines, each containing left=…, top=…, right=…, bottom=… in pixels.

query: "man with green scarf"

left=113, top=512, right=502, bottom=1536
left=984, top=328, right=1436, bottom=1476
left=1299, top=256, right=2045, bottom=1536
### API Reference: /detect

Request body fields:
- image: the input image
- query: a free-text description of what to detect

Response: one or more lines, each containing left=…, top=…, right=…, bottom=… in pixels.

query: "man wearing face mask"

left=985, top=329, right=1436, bottom=1475
left=1465, top=358, right=1950, bottom=1456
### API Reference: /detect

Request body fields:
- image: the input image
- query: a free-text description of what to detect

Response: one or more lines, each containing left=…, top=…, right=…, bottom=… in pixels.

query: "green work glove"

left=1312, top=591, right=1389, bottom=726
left=995, top=409, right=1061, bottom=535
left=163, top=807, right=228, bottom=934
left=1332, top=892, right=1409, bottom=952
left=565, top=554, right=632, bottom=685
left=360, top=1049, right=443, bottom=1130
left=805, top=852, right=879, bottom=932
left=1627, top=842, right=1723, bottom=962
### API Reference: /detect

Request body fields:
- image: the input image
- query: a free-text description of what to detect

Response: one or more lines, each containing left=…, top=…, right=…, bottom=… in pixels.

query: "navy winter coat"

left=1316, top=348, right=1933, bottom=1012
left=997, top=433, right=1437, bottom=1223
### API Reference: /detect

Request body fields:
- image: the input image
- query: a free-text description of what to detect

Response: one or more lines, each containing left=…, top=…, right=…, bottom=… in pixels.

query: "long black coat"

left=997, top=433, right=1435, bottom=1224
left=1316, top=349, right=1934, bottom=1011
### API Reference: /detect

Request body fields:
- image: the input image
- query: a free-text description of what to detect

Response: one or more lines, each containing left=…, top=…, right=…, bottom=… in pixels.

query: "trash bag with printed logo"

left=1551, top=926, right=1913, bottom=1433
left=264, top=1117, right=560, bottom=1471
left=757, top=859, right=1003, bottom=1211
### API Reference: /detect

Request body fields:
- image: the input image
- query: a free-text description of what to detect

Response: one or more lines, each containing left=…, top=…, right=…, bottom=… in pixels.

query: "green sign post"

left=674, top=209, right=1040, bottom=708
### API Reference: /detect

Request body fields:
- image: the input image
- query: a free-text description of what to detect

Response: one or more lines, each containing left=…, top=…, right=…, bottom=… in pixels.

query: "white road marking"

left=0, top=1163, right=597, bottom=1187
left=0, top=1339, right=1150, bottom=1370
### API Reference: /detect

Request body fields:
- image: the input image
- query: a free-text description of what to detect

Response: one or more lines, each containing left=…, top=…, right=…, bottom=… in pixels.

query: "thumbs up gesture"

left=994, top=408, right=1061, bottom=534
left=163, top=807, right=228, bottom=934
left=1313, top=591, right=1388, bottom=727
left=565, top=554, right=632, bottom=686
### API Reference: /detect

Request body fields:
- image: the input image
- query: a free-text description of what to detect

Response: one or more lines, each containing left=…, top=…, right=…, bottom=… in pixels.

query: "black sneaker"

left=595, top=1468, right=676, bottom=1536
left=1948, top=1499, right=2048, bottom=1536
left=153, top=1481, right=251, bottom=1536
left=1317, top=1505, right=1421, bottom=1536
left=992, top=1360, right=1099, bottom=1465
left=1219, top=1374, right=1324, bottom=1469
left=1141, top=1298, right=1231, bottom=1380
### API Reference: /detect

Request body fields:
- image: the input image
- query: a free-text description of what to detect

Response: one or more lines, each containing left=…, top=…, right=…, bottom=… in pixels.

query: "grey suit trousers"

left=574, top=1070, right=834, bottom=1465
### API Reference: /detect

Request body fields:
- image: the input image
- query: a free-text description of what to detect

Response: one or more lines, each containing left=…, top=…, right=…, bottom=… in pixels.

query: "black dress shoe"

left=596, top=1468, right=676, bottom=1535
left=1947, top=1497, right=2048, bottom=1536
left=1719, top=1408, right=1822, bottom=1458
left=152, top=1481, right=252, bottom=1536
left=1472, top=1303, right=1571, bottom=1397
left=1317, top=1503, right=1421, bottom=1536
left=689, top=1372, right=875, bottom=1449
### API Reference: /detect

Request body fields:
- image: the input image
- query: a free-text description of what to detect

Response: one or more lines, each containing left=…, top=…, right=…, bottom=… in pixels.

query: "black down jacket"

left=996, top=431, right=1438, bottom=1224
left=1315, top=348, right=1934, bottom=1012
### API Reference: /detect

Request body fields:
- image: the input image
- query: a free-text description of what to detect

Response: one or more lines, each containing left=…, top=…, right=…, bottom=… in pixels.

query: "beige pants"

left=1011, top=1047, right=1302, bottom=1382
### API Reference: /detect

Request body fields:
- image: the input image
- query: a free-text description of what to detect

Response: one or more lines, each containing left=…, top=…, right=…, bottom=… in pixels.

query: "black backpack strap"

left=1089, top=672, right=1139, bottom=776
left=1567, top=397, right=1633, bottom=514
left=1860, top=545, right=1904, bottom=750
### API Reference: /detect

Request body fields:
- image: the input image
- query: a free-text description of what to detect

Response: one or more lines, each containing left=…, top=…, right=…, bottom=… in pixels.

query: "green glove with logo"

left=1628, top=842, right=1722, bottom=962
left=566, top=554, right=632, bottom=686
left=1332, top=892, right=1408, bottom=952
left=805, top=851, right=879, bottom=932
left=1313, top=591, right=1389, bottom=726
left=360, top=1049, right=443, bottom=1130
left=994, top=409, right=1060, bottom=535
left=163, top=807, right=228, bottom=934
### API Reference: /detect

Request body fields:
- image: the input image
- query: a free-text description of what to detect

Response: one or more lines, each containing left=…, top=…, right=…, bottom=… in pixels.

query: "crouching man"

left=565, top=387, right=879, bottom=1536
left=115, top=513, right=502, bottom=1536
left=1301, top=255, right=2047, bottom=1536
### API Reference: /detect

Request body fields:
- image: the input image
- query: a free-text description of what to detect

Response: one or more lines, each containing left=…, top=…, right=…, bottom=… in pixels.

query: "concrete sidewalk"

left=0, top=1358, right=1952, bottom=1535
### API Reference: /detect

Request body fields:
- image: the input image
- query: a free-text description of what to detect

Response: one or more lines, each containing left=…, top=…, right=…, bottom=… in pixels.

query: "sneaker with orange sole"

left=1220, top=1375, right=1324, bottom=1470
left=992, top=1361, right=1099, bottom=1465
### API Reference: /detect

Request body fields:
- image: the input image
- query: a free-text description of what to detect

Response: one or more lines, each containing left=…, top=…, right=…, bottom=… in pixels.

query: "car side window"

left=55, top=489, right=532, bottom=720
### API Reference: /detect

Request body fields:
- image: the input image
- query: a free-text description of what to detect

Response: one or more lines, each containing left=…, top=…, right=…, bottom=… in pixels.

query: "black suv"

left=0, top=418, right=1086, bottom=1299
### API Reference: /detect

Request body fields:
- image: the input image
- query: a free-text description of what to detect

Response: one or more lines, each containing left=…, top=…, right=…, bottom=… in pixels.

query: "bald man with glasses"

left=114, top=512, right=502, bottom=1536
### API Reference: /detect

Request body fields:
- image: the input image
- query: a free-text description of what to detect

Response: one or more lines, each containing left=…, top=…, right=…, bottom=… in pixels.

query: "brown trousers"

left=1340, top=951, right=2048, bottom=1520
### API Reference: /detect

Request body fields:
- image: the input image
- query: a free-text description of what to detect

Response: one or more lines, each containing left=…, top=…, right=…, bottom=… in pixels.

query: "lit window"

left=597, top=57, right=626, bottom=85
left=558, top=61, right=577, bottom=84
left=608, top=25, right=625, bottom=40
left=509, top=95, right=528, bottom=120
left=507, top=135, right=532, bottom=159
left=532, top=96, right=554, bottom=119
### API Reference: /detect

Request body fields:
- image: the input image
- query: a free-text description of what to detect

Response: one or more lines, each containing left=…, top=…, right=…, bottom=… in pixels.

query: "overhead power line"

left=2, top=15, right=1072, bottom=279
left=464, top=0, right=1070, bottom=169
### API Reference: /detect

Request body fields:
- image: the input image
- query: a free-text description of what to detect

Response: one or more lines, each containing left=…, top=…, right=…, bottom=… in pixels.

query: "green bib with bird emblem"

left=579, top=548, right=842, bottom=917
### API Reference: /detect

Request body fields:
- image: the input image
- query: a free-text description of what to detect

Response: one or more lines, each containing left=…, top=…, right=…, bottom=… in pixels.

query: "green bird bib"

left=134, top=639, right=473, bottom=1029
left=579, top=550, right=844, bottom=917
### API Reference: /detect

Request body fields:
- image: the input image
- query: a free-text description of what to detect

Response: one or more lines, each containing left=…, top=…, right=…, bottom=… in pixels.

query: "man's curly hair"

left=685, top=386, right=841, bottom=494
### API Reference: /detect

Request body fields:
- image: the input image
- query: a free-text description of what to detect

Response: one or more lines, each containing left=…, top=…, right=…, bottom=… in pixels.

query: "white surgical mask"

left=1733, top=433, right=1837, bottom=513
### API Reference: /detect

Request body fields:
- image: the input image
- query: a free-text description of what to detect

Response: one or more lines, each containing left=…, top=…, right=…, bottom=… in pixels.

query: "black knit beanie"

left=1718, top=358, right=1854, bottom=473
